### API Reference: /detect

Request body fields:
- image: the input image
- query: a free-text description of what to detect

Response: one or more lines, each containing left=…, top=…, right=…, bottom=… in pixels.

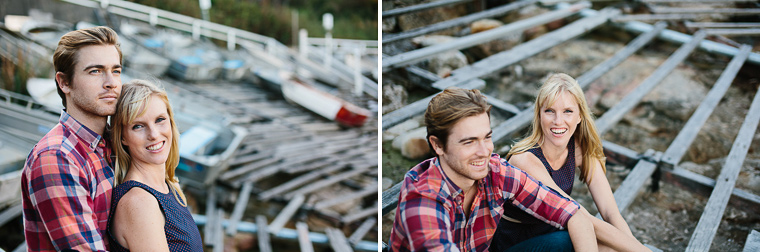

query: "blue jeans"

left=503, top=230, right=574, bottom=252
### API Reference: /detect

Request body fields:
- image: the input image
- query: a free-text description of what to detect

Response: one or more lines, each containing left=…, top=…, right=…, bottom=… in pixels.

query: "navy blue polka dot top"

left=107, top=180, right=203, bottom=252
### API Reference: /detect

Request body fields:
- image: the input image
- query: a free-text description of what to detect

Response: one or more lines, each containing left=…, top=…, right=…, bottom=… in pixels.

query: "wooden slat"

left=212, top=209, right=224, bottom=252
left=382, top=181, right=403, bottom=215
left=643, top=0, right=758, bottom=2
left=595, top=31, right=706, bottom=135
left=382, top=0, right=471, bottom=18
left=663, top=167, right=760, bottom=213
left=0, top=203, right=22, bottom=227
left=342, top=206, right=378, bottom=224
left=284, top=168, right=368, bottom=199
left=296, top=222, right=315, bottom=252
left=383, top=0, right=537, bottom=44
left=652, top=7, right=760, bottom=15
left=610, top=151, right=661, bottom=213
left=686, top=85, right=760, bottom=251
left=704, top=29, right=760, bottom=36
left=613, top=14, right=706, bottom=22
left=258, top=163, right=347, bottom=200
left=743, top=230, right=760, bottom=252
left=383, top=1, right=591, bottom=71
left=660, top=45, right=752, bottom=167
left=267, top=194, right=305, bottom=234
left=685, top=22, right=760, bottom=29
left=431, top=8, right=620, bottom=90
left=256, top=215, right=273, bottom=252
left=326, top=227, right=354, bottom=252
left=602, top=140, right=641, bottom=167
left=314, top=183, right=378, bottom=210
left=204, top=186, right=217, bottom=245
left=348, top=218, right=377, bottom=246
left=226, top=181, right=253, bottom=236
left=381, top=78, right=484, bottom=130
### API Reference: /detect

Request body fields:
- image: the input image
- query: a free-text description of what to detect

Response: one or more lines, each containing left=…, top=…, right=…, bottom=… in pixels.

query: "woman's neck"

left=124, top=163, right=169, bottom=193
left=540, top=139, right=568, bottom=164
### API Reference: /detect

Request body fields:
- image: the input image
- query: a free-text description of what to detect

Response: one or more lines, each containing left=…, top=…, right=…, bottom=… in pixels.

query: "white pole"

left=299, top=29, right=308, bottom=58
left=322, top=13, right=334, bottom=69
left=353, top=45, right=363, bottom=96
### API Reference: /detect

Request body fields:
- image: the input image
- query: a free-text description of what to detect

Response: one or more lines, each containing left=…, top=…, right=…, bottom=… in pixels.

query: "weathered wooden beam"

left=256, top=215, right=273, bottom=252
left=348, top=218, right=377, bottom=246
left=643, top=0, right=757, bottom=2
left=382, top=182, right=403, bottom=215
left=381, top=78, right=484, bottom=130
left=267, top=194, right=305, bottom=234
left=611, top=151, right=662, bottom=213
left=601, top=140, right=641, bottom=167
left=431, top=7, right=620, bottom=90
left=0, top=203, right=22, bottom=227
left=612, top=14, right=706, bottom=22
left=258, top=162, right=347, bottom=200
left=686, top=84, right=760, bottom=252
left=226, top=181, right=254, bottom=236
left=663, top=167, right=760, bottom=214
left=596, top=31, right=706, bottom=135
left=295, top=222, right=315, bottom=252
left=685, top=22, right=760, bottom=29
left=314, top=183, right=378, bottom=210
left=660, top=45, right=751, bottom=167
left=342, top=207, right=378, bottom=224
left=652, top=7, right=760, bottom=15
left=383, top=1, right=591, bottom=72
left=383, top=0, right=537, bottom=44
left=212, top=209, right=224, bottom=252
left=326, top=227, right=354, bottom=252
left=204, top=186, right=217, bottom=245
left=382, top=0, right=471, bottom=18
left=704, top=29, right=760, bottom=36
left=284, top=168, right=368, bottom=199
left=743, top=230, right=760, bottom=252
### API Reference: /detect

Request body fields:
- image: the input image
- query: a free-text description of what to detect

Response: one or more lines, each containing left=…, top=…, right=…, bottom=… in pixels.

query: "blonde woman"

left=490, top=73, right=648, bottom=252
left=106, top=80, right=202, bottom=252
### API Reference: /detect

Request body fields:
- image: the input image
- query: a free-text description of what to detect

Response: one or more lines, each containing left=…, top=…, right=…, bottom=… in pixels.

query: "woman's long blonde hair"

left=508, top=73, right=606, bottom=183
left=112, top=79, right=187, bottom=206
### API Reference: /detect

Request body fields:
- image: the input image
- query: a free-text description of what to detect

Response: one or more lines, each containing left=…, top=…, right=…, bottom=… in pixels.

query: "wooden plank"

left=314, top=183, right=378, bottom=210
left=220, top=157, right=281, bottom=181
left=663, top=167, right=760, bottom=213
left=256, top=215, right=273, bottom=252
left=685, top=22, right=760, bottom=29
left=381, top=78, right=484, bottom=130
left=382, top=181, right=404, bottom=215
left=653, top=7, right=760, bottom=15
left=348, top=218, right=377, bottom=246
left=613, top=14, right=706, bottom=22
left=326, top=227, right=354, bottom=252
left=383, top=0, right=537, bottom=43
left=258, top=162, right=347, bottom=200
left=645, top=244, right=663, bottom=252
left=226, top=181, right=253, bottom=236
left=660, top=45, right=752, bottom=167
left=595, top=31, right=706, bottom=135
left=0, top=203, right=22, bottom=227
left=611, top=151, right=661, bottom=213
left=382, top=0, right=471, bottom=18
left=602, top=140, right=641, bottom=167
left=686, top=85, right=760, bottom=251
left=431, top=7, right=619, bottom=90
left=342, top=206, right=378, bottom=224
left=212, top=209, right=224, bottom=252
left=643, top=0, right=757, bottom=2
left=575, top=21, right=668, bottom=89
left=267, top=194, right=305, bottom=234
left=203, top=186, right=217, bottom=245
left=284, top=168, right=368, bottom=199
left=383, top=1, right=591, bottom=71
left=743, top=230, right=760, bottom=252
left=296, top=222, right=315, bottom=252
left=704, top=29, right=760, bottom=36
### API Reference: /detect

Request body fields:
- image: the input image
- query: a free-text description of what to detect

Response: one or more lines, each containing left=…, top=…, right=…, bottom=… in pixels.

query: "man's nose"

left=103, top=71, right=119, bottom=89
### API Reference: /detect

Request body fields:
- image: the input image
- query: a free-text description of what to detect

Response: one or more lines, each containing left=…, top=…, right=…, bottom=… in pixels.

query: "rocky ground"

left=381, top=1, right=760, bottom=251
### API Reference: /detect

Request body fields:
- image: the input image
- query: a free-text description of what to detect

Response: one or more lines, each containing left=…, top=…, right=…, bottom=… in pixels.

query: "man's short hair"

left=53, top=26, right=122, bottom=108
left=424, top=87, right=491, bottom=153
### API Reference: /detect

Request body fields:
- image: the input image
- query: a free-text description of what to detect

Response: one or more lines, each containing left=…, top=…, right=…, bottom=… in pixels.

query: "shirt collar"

left=60, top=109, right=104, bottom=151
left=432, top=157, right=464, bottom=198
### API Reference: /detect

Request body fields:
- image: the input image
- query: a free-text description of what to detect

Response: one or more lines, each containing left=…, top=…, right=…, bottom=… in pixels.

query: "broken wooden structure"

left=381, top=0, right=760, bottom=250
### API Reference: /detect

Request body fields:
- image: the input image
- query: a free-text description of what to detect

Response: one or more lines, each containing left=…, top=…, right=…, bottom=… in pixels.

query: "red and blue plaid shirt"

left=389, top=153, right=579, bottom=252
left=21, top=111, right=115, bottom=252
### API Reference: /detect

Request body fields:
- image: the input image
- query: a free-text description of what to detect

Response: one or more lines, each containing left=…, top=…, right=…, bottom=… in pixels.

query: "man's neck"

left=66, top=108, right=107, bottom=136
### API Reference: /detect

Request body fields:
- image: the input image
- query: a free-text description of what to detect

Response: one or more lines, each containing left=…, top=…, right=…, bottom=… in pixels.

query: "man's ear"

left=429, top=135, right=445, bottom=156
left=55, top=72, right=71, bottom=94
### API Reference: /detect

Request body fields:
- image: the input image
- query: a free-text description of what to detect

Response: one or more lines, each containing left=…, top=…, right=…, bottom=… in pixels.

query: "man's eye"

left=113, top=69, right=121, bottom=75
left=89, top=69, right=101, bottom=74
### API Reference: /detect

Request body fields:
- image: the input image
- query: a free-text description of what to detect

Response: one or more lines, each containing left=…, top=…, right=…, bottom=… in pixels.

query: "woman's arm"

left=566, top=212, right=598, bottom=252
left=585, top=157, right=635, bottom=237
left=112, top=188, right=171, bottom=252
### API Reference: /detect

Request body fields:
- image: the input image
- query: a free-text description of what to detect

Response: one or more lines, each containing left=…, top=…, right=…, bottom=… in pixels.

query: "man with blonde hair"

left=21, top=26, right=122, bottom=252
left=389, top=87, right=597, bottom=251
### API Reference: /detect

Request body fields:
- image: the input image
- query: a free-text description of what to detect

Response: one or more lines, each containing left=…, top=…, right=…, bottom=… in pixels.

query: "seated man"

left=389, top=88, right=596, bottom=252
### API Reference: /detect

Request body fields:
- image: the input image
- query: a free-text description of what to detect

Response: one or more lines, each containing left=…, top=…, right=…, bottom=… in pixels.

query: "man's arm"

left=26, top=150, right=108, bottom=252
left=395, top=195, right=460, bottom=252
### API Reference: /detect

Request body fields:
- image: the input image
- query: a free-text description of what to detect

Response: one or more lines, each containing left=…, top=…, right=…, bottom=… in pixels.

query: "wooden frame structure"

left=382, top=1, right=760, bottom=250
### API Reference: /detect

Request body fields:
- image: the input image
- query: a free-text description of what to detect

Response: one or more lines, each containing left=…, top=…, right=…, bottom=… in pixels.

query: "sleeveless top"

left=489, top=136, right=576, bottom=251
left=107, top=180, right=203, bottom=252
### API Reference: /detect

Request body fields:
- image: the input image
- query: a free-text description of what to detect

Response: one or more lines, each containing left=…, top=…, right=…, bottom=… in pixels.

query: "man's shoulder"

left=25, top=123, right=83, bottom=167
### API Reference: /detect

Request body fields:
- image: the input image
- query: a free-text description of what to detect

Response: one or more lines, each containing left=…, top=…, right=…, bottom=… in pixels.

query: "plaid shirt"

left=21, top=111, right=115, bottom=252
left=389, top=153, right=579, bottom=252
